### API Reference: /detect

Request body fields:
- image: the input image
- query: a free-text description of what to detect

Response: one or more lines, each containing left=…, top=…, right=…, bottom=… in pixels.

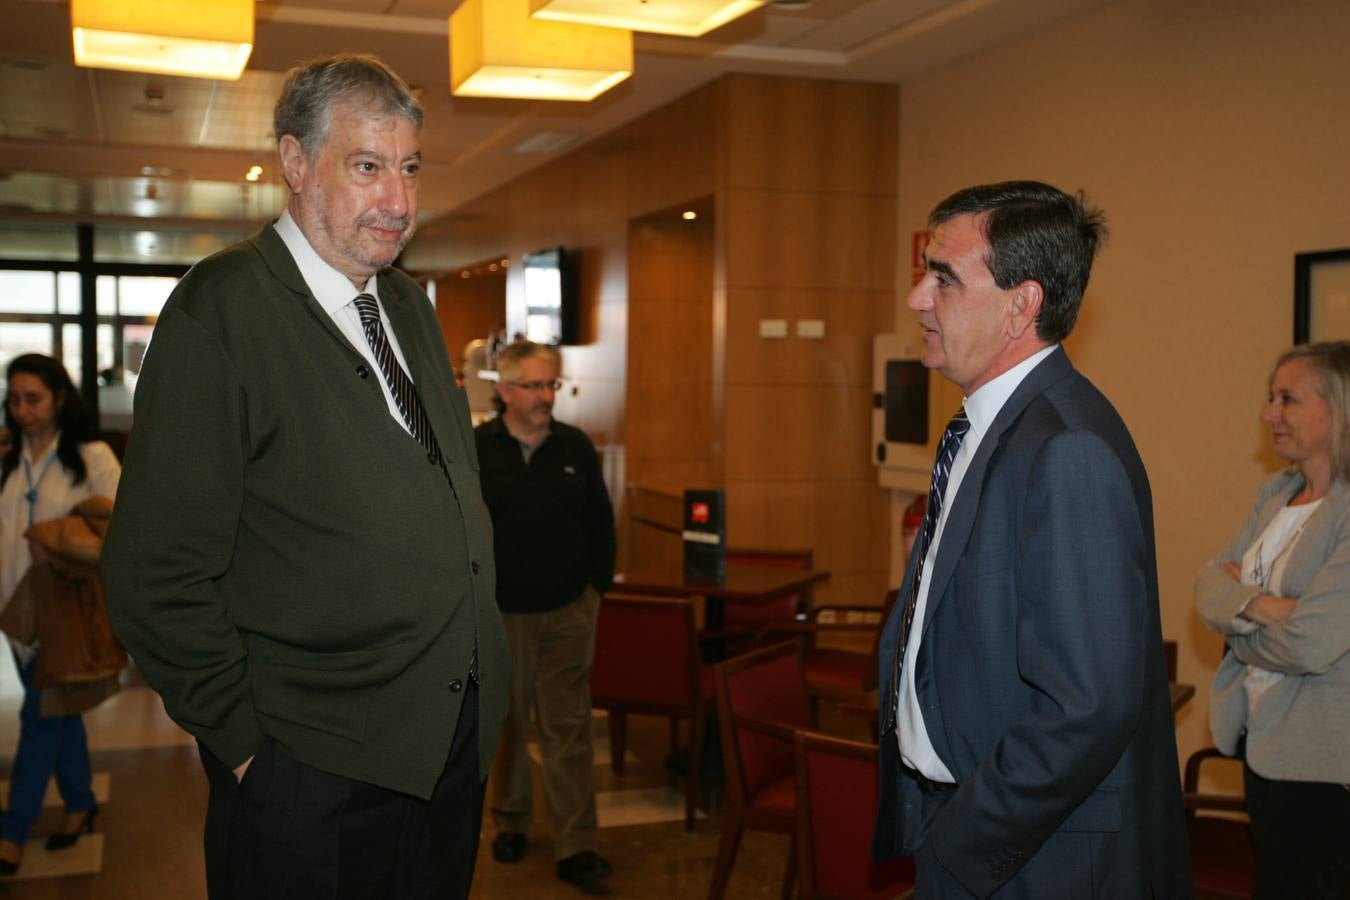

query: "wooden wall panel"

left=717, top=76, right=898, bottom=607
left=625, top=209, right=718, bottom=495
left=721, top=189, right=897, bottom=292
left=723, top=286, right=891, bottom=386
left=726, top=479, right=891, bottom=606
left=433, top=268, right=505, bottom=371
left=723, top=384, right=875, bottom=482
left=719, top=74, right=899, bottom=196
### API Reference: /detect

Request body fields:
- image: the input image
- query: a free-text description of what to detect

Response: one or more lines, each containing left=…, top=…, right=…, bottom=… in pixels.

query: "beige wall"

left=893, top=0, right=1350, bottom=773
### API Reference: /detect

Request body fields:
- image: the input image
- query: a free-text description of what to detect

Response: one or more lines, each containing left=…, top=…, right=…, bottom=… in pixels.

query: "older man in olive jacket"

left=102, top=55, right=510, bottom=900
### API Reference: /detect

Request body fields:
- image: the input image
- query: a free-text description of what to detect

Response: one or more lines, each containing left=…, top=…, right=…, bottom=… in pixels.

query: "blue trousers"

left=0, top=653, right=95, bottom=844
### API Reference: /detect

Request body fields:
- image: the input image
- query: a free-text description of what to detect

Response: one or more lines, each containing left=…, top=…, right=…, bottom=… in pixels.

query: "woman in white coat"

left=1195, top=341, right=1350, bottom=899
left=0, top=354, right=119, bottom=874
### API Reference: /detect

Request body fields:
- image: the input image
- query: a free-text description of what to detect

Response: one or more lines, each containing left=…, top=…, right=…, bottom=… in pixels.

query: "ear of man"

left=278, top=134, right=309, bottom=195
left=1005, top=280, right=1046, bottom=342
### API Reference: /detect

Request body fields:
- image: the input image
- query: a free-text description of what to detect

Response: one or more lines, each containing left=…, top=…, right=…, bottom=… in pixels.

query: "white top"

left=1237, top=498, right=1320, bottom=714
left=273, top=209, right=416, bottom=434
left=0, top=435, right=121, bottom=610
left=898, top=344, right=1059, bottom=782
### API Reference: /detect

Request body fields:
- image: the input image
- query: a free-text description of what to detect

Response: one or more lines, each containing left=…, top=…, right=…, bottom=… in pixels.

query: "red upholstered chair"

left=759, top=589, right=899, bottom=732
left=794, top=730, right=915, bottom=900
left=709, top=641, right=815, bottom=900
left=590, top=592, right=711, bottom=829
left=1184, top=747, right=1255, bottom=899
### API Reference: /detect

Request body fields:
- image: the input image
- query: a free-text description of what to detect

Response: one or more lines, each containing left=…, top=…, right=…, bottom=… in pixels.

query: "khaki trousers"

left=490, top=586, right=600, bottom=860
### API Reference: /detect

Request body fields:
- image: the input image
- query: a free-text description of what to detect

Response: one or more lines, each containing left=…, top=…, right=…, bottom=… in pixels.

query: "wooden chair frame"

left=709, top=641, right=815, bottom=900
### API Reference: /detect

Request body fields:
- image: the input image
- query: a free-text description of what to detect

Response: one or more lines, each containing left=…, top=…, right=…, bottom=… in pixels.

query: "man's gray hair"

left=496, top=340, right=561, bottom=382
left=274, top=53, right=423, bottom=158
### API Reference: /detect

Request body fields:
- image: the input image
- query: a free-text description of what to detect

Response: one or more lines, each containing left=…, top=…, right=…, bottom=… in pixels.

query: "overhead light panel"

left=71, top=0, right=254, bottom=80
left=450, top=0, right=632, bottom=101
left=528, top=0, right=764, bottom=37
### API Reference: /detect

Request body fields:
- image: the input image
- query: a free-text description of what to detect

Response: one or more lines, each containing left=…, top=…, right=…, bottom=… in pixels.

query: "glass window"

left=117, top=275, right=177, bottom=317
left=57, top=271, right=81, bottom=314
left=0, top=270, right=56, bottom=314
left=60, top=324, right=84, bottom=389
left=97, top=323, right=115, bottom=375
left=0, top=323, right=56, bottom=374
left=96, top=274, right=116, bottom=316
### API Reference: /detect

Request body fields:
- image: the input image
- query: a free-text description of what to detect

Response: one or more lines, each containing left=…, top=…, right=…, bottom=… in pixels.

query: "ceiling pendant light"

left=70, top=0, right=254, bottom=80
left=528, top=0, right=765, bottom=37
left=450, top=0, right=633, bottom=102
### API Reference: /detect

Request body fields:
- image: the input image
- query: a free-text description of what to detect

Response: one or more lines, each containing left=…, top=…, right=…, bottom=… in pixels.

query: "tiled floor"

left=0, top=654, right=876, bottom=898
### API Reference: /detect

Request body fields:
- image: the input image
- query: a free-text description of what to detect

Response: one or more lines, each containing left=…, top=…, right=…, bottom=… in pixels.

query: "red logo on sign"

left=691, top=502, right=710, bottom=524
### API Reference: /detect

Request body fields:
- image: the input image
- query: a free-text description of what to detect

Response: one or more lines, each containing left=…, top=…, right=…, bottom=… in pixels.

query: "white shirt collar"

left=963, top=344, right=1059, bottom=438
left=273, top=208, right=376, bottom=314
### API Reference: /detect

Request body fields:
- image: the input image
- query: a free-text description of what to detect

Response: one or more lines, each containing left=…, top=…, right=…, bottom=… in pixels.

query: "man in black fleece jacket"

left=474, top=340, right=616, bottom=889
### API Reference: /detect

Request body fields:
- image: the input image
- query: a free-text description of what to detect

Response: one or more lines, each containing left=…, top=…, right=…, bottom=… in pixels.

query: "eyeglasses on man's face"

left=505, top=379, right=562, bottom=393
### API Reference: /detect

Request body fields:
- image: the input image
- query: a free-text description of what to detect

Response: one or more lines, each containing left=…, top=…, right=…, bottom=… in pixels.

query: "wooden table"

left=613, top=563, right=830, bottom=608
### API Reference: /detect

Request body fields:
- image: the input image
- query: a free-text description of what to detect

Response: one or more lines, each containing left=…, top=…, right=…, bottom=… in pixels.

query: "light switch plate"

left=797, top=319, right=826, bottom=338
left=759, top=319, right=788, bottom=338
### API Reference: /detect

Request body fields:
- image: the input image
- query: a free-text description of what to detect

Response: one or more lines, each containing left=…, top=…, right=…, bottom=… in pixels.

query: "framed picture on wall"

left=1294, top=248, right=1350, bottom=343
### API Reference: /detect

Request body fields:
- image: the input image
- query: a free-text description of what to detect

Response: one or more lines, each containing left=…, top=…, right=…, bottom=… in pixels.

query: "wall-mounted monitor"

left=521, top=246, right=579, bottom=345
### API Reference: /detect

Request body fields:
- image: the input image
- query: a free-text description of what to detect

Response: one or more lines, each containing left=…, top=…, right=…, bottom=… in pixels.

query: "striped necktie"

left=353, top=293, right=443, bottom=466
left=354, top=292, right=478, bottom=680
left=885, top=406, right=970, bottom=730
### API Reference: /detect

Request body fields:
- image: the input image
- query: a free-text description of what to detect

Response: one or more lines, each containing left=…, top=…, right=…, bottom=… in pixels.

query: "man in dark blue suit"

left=873, top=182, right=1191, bottom=898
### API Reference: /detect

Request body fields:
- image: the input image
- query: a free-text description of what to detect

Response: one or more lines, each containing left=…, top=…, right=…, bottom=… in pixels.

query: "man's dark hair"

left=274, top=53, right=423, bottom=158
left=929, top=180, right=1107, bottom=343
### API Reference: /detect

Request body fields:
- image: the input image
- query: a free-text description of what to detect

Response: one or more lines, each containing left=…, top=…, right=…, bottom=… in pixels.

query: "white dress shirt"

left=898, top=344, right=1059, bottom=782
left=273, top=209, right=415, bottom=434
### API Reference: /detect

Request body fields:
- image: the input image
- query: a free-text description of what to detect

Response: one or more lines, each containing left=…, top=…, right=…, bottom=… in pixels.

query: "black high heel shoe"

left=45, top=803, right=98, bottom=851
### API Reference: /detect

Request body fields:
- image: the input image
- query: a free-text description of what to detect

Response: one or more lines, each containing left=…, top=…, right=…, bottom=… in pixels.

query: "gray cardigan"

left=104, top=225, right=511, bottom=799
left=1195, top=470, right=1350, bottom=783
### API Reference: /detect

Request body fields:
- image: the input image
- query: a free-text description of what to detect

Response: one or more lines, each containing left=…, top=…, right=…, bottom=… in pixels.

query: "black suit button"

left=471, top=561, right=481, bottom=575
left=449, top=679, right=464, bottom=693
left=356, top=365, right=370, bottom=379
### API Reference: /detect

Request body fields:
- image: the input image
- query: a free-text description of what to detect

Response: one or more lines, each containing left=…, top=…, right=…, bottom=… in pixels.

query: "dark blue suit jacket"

left=872, top=348, right=1192, bottom=898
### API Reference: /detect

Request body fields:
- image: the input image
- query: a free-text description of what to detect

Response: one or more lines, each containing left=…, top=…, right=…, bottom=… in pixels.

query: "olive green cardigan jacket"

left=103, top=225, right=510, bottom=799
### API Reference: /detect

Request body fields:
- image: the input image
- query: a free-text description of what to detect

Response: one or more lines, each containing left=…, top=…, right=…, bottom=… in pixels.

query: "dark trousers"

left=200, top=681, right=483, bottom=900
left=1244, top=759, right=1350, bottom=900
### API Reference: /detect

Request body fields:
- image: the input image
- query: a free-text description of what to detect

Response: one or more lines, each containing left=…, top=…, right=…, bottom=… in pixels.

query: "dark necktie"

left=353, top=293, right=443, bottom=467
left=354, top=293, right=477, bottom=679
left=885, top=406, right=970, bottom=730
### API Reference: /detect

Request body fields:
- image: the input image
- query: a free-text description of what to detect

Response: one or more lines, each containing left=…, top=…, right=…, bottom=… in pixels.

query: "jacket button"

left=427, top=450, right=438, bottom=464
left=471, top=561, right=480, bottom=575
left=449, top=679, right=464, bottom=693
left=356, top=365, right=370, bottom=379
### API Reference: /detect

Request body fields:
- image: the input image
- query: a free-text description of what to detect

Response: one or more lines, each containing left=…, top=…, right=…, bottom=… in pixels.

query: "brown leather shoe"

left=0, top=837, right=22, bottom=876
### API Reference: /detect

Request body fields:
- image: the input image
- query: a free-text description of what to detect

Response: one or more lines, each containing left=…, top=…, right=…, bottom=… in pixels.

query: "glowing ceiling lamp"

left=451, top=0, right=632, bottom=101
left=71, top=0, right=254, bottom=80
left=528, top=0, right=764, bottom=37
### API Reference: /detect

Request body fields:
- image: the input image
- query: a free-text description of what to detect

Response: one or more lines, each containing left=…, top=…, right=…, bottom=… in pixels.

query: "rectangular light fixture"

left=71, top=0, right=254, bottom=80
left=528, top=0, right=764, bottom=37
left=451, top=0, right=632, bottom=101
